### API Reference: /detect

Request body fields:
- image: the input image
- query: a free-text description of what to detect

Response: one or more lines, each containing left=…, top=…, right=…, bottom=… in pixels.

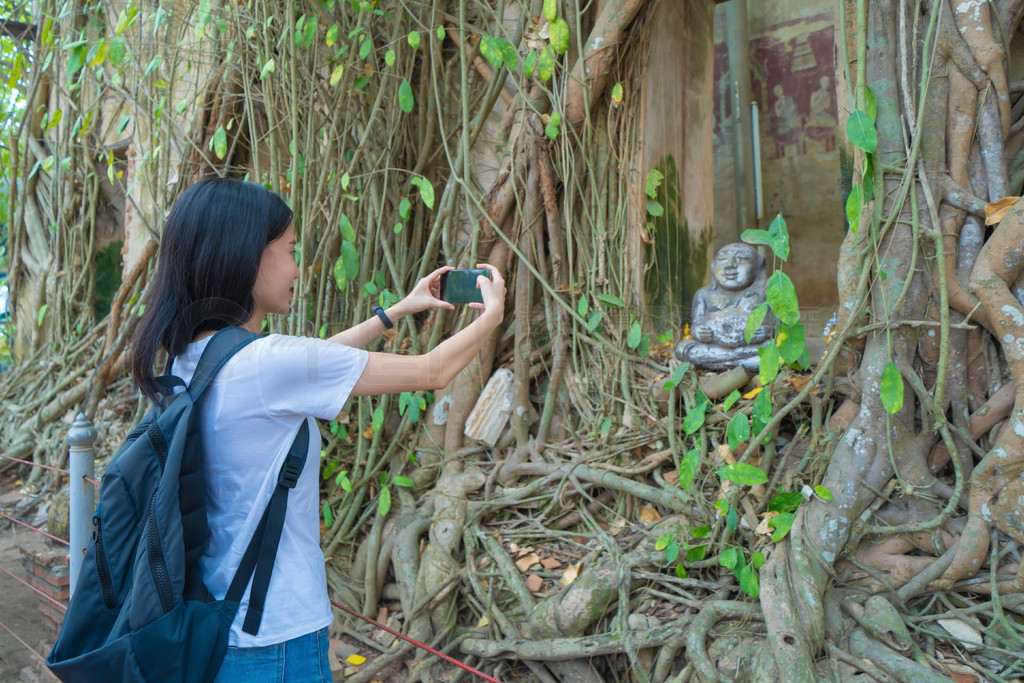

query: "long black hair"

left=131, top=177, right=293, bottom=399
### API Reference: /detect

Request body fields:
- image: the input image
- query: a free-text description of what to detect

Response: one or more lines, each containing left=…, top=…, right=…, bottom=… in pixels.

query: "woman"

left=130, top=177, right=505, bottom=681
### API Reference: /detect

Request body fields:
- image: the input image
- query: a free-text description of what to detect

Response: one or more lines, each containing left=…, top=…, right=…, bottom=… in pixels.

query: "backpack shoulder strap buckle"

left=278, top=420, right=310, bottom=489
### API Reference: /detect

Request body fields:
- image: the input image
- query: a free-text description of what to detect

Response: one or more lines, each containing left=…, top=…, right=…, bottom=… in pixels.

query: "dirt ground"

left=0, top=474, right=60, bottom=683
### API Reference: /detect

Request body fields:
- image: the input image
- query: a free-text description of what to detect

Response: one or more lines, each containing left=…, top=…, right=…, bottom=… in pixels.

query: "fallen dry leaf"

left=743, top=386, right=763, bottom=399
left=788, top=376, right=811, bottom=392
left=515, top=553, right=541, bottom=572
left=638, top=505, right=661, bottom=524
left=515, top=546, right=535, bottom=557
left=985, top=195, right=1021, bottom=225
left=561, top=562, right=581, bottom=586
left=609, top=519, right=628, bottom=535
left=524, top=573, right=544, bottom=592
left=540, top=556, right=562, bottom=570
left=663, top=471, right=679, bottom=485
left=717, top=443, right=736, bottom=464
left=346, top=654, right=367, bottom=665
left=477, top=615, right=490, bottom=627
left=756, top=511, right=780, bottom=536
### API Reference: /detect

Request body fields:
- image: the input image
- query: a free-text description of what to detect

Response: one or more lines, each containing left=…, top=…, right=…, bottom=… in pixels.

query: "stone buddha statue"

left=675, top=242, right=773, bottom=371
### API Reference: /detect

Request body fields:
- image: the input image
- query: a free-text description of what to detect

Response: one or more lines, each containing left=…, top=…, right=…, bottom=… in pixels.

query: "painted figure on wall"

left=675, top=242, right=773, bottom=371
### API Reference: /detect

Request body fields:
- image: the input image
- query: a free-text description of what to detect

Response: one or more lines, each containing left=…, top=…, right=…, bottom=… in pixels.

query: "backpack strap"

left=187, top=326, right=262, bottom=400
left=224, top=418, right=310, bottom=635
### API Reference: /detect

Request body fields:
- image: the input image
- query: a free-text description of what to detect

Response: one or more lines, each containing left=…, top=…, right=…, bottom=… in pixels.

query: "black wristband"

left=373, top=305, right=394, bottom=329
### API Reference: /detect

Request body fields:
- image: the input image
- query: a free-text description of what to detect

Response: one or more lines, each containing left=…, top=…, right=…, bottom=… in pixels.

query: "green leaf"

left=675, top=563, right=687, bottom=578
left=359, top=37, right=371, bottom=59
left=627, top=320, right=642, bottom=350
left=108, top=37, right=126, bottom=66
left=548, top=18, right=569, bottom=54
left=813, top=485, right=834, bottom=501
left=378, top=485, right=391, bottom=515
left=880, top=361, right=904, bottom=414
left=339, top=214, right=356, bottom=241
left=599, top=417, right=612, bottom=438
left=726, top=413, right=750, bottom=450
left=766, top=271, right=799, bottom=326
left=766, top=213, right=790, bottom=261
left=687, top=544, right=708, bottom=562
left=586, top=311, right=602, bottom=333
left=596, top=294, right=626, bottom=307
left=330, top=63, right=344, bottom=86
left=399, top=197, right=411, bottom=220
left=752, top=552, right=765, bottom=569
left=738, top=562, right=759, bottom=598
left=143, top=54, right=162, bottom=77
left=337, top=471, right=352, bottom=492
left=726, top=505, right=738, bottom=531
left=384, top=49, right=395, bottom=66
left=722, top=389, right=741, bottom=412
left=543, top=0, right=558, bottom=21
left=655, top=533, right=671, bottom=551
left=645, top=169, right=664, bottom=199
left=662, top=361, right=691, bottom=391
left=322, top=502, right=333, bottom=527
left=846, top=110, right=877, bottom=153
left=577, top=296, right=588, bottom=317
left=212, top=125, right=228, bottom=159
left=411, top=177, right=435, bottom=208
left=260, top=58, right=275, bottom=80
left=537, top=46, right=555, bottom=82
left=545, top=112, right=561, bottom=139
left=340, top=240, right=360, bottom=280
left=326, top=24, right=338, bottom=46
left=646, top=199, right=664, bottom=217
left=611, top=82, right=623, bottom=103
left=846, top=182, right=862, bottom=233
left=67, top=44, right=87, bottom=77
left=436, top=25, right=446, bottom=40
left=682, top=400, right=707, bottom=435
left=398, top=79, right=415, bottom=113
left=745, top=302, right=768, bottom=343
left=372, top=406, right=384, bottom=431
left=524, top=52, right=538, bottom=78
left=115, top=6, right=138, bottom=35
left=769, top=512, right=795, bottom=542
left=37, top=304, right=48, bottom=327
left=408, top=31, right=420, bottom=49
left=865, top=86, right=877, bottom=121
left=758, top=339, right=781, bottom=383
left=394, top=476, right=415, bottom=488
left=717, top=463, right=768, bottom=486
left=776, top=321, right=806, bottom=365
left=742, top=228, right=771, bottom=247
left=665, top=539, right=680, bottom=564
left=679, top=448, right=699, bottom=490
left=480, top=36, right=504, bottom=69
left=768, top=492, right=803, bottom=513
left=117, top=115, right=132, bottom=134
left=692, top=525, right=712, bottom=539
left=720, top=547, right=739, bottom=569
left=863, top=156, right=875, bottom=201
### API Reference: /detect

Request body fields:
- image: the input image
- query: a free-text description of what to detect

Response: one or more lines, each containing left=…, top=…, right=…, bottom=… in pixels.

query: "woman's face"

left=252, top=223, right=299, bottom=317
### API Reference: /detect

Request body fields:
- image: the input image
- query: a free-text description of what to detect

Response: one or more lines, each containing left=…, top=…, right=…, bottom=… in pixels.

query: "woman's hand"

left=469, top=263, right=506, bottom=322
left=395, top=266, right=456, bottom=316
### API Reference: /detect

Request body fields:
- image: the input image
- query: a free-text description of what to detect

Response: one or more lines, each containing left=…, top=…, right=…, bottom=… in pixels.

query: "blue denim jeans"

left=214, top=627, right=333, bottom=682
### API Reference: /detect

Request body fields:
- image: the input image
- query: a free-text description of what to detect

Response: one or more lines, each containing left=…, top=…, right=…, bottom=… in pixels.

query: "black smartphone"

left=440, top=268, right=491, bottom=304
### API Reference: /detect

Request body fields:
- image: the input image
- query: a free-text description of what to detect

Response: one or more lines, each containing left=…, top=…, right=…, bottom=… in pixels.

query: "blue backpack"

left=47, top=327, right=310, bottom=682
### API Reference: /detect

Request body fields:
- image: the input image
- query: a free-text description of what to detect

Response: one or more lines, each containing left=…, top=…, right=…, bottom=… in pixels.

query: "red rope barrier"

left=330, top=599, right=502, bottom=683
left=0, top=615, right=50, bottom=666
left=0, top=563, right=68, bottom=612
left=0, top=453, right=70, bottom=475
left=0, top=513, right=70, bottom=546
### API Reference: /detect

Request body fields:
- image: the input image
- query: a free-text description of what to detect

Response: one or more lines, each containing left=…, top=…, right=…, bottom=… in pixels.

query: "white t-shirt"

left=171, top=333, right=368, bottom=647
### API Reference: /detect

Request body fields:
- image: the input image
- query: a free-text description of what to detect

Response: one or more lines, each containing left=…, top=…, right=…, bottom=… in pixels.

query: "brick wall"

left=20, top=548, right=68, bottom=640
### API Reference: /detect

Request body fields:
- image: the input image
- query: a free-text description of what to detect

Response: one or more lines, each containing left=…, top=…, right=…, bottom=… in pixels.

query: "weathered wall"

left=642, top=0, right=716, bottom=333
left=712, top=0, right=843, bottom=334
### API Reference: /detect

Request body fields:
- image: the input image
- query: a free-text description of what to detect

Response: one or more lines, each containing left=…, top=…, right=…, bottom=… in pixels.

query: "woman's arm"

left=328, top=266, right=454, bottom=348
left=350, top=265, right=505, bottom=396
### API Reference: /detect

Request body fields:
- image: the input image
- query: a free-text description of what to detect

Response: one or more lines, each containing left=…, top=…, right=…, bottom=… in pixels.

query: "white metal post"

left=66, top=412, right=97, bottom=600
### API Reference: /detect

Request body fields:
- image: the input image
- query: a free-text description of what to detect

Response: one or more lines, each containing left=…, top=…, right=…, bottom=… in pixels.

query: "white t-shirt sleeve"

left=255, top=334, right=369, bottom=420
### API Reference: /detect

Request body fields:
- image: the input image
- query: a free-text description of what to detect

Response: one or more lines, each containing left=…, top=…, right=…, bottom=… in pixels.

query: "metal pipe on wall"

left=726, top=0, right=756, bottom=239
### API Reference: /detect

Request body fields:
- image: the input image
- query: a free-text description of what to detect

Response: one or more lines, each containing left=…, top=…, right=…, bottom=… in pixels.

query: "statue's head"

left=710, top=242, right=764, bottom=292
